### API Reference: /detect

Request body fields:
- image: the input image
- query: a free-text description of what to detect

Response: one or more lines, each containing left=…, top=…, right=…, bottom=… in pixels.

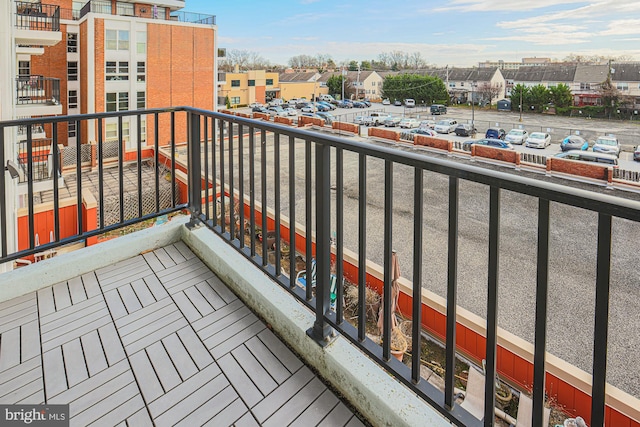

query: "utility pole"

left=519, top=86, right=523, bottom=122
left=341, top=67, right=345, bottom=101
left=356, top=64, right=360, bottom=100
left=471, top=80, right=476, bottom=125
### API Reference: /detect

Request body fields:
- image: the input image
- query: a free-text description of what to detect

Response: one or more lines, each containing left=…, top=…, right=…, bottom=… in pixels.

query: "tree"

left=510, top=84, right=529, bottom=113
left=348, top=60, right=359, bottom=71
left=528, top=84, right=551, bottom=112
left=381, top=74, right=448, bottom=105
left=360, top=60, right=372, bottom=71
left=549, top=83, right=573, bottom=108
left=477, top=82, right=504, bottom=108
left=326, top=74, right=352, bottom=99
left=408, top=52, right=427, bottom=69
left=598, top=77, right=620, bottom=119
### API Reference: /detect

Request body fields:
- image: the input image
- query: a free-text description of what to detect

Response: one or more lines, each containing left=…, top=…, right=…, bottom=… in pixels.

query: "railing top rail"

left=2, top=106, right=640, bottom=222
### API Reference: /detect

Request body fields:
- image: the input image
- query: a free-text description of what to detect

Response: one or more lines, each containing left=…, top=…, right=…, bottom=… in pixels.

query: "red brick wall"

left=298, top=116, right=324, bottom=127
left=472, top=145, right=521, bottom=165
left=332, top=121, right=359, bottom=134
left=253, top=112, right=269, bottom=121
left=414, top=135, right=452, bottom=151
left=548, top=157, right=611, bottom=182
left=147, top=23, right=215, bottom=146
left=274, top=116, right=293, bottom=126
left=368, top=127, right=399, bottom=141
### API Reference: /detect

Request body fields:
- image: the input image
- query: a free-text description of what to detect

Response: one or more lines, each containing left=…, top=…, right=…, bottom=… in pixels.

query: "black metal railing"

left=15, top=1, right=60, bottom=31
left=2, top=107, right=640, bottom=427
left=169, top=11, right=216, bottom=25
left=80, top=0, right=112, bottom=18
left=15, top=75, right=60, bottom=106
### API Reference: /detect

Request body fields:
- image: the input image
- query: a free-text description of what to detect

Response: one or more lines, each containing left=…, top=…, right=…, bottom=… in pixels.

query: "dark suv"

left=485, top=128, right=506, bottom=140
left=430, top=104, right=447, bottom=115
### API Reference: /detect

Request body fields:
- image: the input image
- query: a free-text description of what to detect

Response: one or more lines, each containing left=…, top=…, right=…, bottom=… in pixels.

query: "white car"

left=505, top=129, right=528, bottom=145
left=382, top=98, right=391, bottom=105
left=354, top=116, right=366, bottom=125
left=434, top=119, right=458, bottom=134
left=592, top=135, right=621, bottom=157
left=283, top=107, right=297, bottom=116
left=249, top=102, right=263, bottom=109
left=525, top=132, right=551, bottom=148
left=399, top=118, right=419, bottom=128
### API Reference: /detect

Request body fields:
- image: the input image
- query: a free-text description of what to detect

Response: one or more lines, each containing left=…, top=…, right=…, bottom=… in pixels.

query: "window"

left=18, top=61, right=30, bottom=77
left=67, top=33, right=77, bottom=53
left=580, top=83, right=591, bottom=90
left=230, top=97, right=240, bottom=105
left=119, top=92, right=129, bottom=110
left=137, top=91, right=145, bottom=109
left=154, top=6, right=166, bottom=19
left=93, top=0, right=111, bottom=14
left=106, top=92, right=128, bottom=112
left=68, top=61, right=78, bottom=81
left=617, top=82, right=629, bottom=91
left=266, top=79, right=273, bottom=85
left=231, top=80, right=240, bottom=87
left=449, top=82, right=455, bottom=87
left=68, top=90, right=78, bottom=109
left=248, top=80, right=255, bottom=87
left=116, top=2, right=134, bottom=16
left=105, top=61, right=128, bottom=81
left=139, top=119, right=146, bottom=144
left=106, top=29, right=129, bottom=50
left=136, top=31, right=146, bottom=54
left=137, top=62, right=145, bottom=82
left=68, top=121, right=76, bottom=138
left=105, top=121, right=129, bottom=141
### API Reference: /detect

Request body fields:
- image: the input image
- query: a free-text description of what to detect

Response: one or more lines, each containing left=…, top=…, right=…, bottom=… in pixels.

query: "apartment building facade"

left=218, top=70, right=280, bottom=106
left=1, top=0, right=218, bottom=266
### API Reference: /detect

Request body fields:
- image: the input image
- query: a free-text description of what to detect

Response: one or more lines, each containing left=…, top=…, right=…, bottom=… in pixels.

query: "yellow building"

left=278, top=72, right=327, bottom=102
left=219, top=70, right=279, bottom=106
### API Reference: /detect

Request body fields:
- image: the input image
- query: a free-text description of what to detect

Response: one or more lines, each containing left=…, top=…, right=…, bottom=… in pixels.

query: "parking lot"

left=226, top=109, right=640, bottom=398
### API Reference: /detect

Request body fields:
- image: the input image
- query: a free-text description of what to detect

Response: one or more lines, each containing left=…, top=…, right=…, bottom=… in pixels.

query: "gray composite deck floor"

left=0, top=242, right=366, bottom=427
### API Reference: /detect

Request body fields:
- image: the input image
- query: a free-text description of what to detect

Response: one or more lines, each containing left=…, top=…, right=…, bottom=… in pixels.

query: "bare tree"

left=476, top=82, right=504, bottom=107
left=225, top=49, right=250, bottom=71
left=408, top=52, right=427, bottom=69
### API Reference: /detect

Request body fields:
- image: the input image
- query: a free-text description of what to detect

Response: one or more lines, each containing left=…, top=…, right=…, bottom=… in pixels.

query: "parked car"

left=267, top=106, right=288, bottom=117
left=301, top=104, right=315, bottom=113
left=404, top=98, right=416, bottom=108
left=419, top=120, right=436, bottom=129
left=353, top=116, right=367, bottom=125
left=352, top=101, right=367, bottom=108
left=337, top=100, right=353, bottom=108
left=463, top=138, right=514, bottom=151
left=635, top=145, right=640, bottom=162
left=315, top=112, right=335, bottom=124
left=409, top=128, right=437, bottom=136
left=434, top=119, right=458, bottom=134
left=430, top=104, right=447, bottom=115
left=283, top=107, right=297, bottom=117
left=364, top=112, right=391, bottom=126
left=287, top=99, right=300, bottom=106
left=252, top=106, right=268, bottom=113
left=268, top=99, right=284, bottom=107
left=504, top=129, right=528, bottom=145
left=317, top=100, right=336, bottom=110
left=319, top=94, right=335, bottom=103
left=399, top=118, right=419, bottom=128
left=485, top=128, right=506, bottom=140
left=394, top=100, right=402, bottom=106
left=555, top=150, right=618, bottom=166
left=249, top=102, right=263, bottom=109
left=383, top=116, right=402, bottom=127
left=560, top=135, right=588, bottom=152
left=313, top=102, right=330, bottom=112
left=382, top=98, right=391, bottom=105
left=296, top=102, right=311, bottom=110
left=525, top=132, right=551, bottom=149
left=361, top=99, right=372, bottom=107
left=454, top=124, right=477, bottom=137
left=592, top=135, right=621, bottom=157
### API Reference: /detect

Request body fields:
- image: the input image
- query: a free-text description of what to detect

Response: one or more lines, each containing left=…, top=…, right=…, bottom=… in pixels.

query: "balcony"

left=15, top=76, right=62, bottom=116
left=1, top=108, right=640, bottom=426
left=169, top=11, right=216, bottom=25
left=14, top=1, right=62, bottom=47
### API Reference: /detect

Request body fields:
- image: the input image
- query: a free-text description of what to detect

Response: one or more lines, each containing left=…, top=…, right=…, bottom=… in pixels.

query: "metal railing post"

left=188, top=112, right=202, bottom=225
left=307, top=141, right=334, bottom=346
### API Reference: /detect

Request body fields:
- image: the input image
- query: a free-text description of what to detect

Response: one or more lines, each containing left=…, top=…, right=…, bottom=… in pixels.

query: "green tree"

left=549, top=83, right=573, bottom=108
left=360, top=60, right=372, bottom=70
left=225, top=95, right=231, bottom=109
left=510, top=84, right=529, bottom=112
left=326, top=75, right=350, bottom=98
left=528, top=84, right=551, bottom=112
left=348, top=60, right=359, bottom=71
left=381, top=74, right=448, bottom=105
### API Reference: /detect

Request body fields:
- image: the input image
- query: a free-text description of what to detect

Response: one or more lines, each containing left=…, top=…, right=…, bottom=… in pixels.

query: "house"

left=317, top=70, right=384, bottom=101
left=219, top=70, right=280, bottom=106
left=571, top=64, right=609, bottom=106
left=510, top=65, right=576, bottom=91
left=277, top=71, right=320, bottom=102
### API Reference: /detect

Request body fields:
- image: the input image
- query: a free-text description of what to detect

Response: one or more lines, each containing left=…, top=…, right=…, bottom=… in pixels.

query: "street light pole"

left=471, top=80, right=476, bottom=125
left=519, top=87, right=523, bottom=122
left=341, top=67, right=345, bottom=101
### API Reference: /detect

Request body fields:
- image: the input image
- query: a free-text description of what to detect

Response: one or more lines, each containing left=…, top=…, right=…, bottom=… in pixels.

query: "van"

left=404, top=98, right=415, bottom=108
left=555, top=150, right=619, bottom=167
left=268, top=99, right=284, bottom=107
left=430, top=104, right=447, bottom=115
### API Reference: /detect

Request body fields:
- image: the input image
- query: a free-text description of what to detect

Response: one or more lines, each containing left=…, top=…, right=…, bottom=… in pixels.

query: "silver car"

left=592, top=135, right=620, bottom=157
left=505, top=129, right=528, bottom=145
left=434, top=119, right=457, bottom=134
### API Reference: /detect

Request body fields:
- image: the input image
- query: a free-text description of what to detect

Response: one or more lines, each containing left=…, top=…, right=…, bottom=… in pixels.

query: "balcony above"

left=14, top=1, right=62, bottom=47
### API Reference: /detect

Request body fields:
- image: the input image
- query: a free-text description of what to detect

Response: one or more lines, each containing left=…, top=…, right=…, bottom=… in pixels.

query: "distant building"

left=479, top=58, right=551, bottom=70
left=219, top=70, right=280, bottom=105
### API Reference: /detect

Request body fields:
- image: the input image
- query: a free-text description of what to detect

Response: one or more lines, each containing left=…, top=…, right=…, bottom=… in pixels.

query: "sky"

left=185, top=0, right=640, bottom=67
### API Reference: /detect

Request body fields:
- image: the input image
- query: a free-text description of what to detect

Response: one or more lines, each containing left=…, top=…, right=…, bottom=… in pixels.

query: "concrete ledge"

left=181, top=225, right=450, bottom=427
left=0, top=215, right=188, bottom=303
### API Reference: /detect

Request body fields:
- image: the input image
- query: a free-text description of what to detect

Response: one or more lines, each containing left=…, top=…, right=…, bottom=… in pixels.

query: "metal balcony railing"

left=15, top=1, right=60, bottom=31
left=15, top=75, right=61, bottom=106
left=17, top=139, right=56, bottom=183
left=1, top=108, right=640, bottom=427
left=169, top=11, right=216, bottom=25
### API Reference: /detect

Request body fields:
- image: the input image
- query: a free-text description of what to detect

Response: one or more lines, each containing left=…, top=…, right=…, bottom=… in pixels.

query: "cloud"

left=432, top=0, right=586, bottom=13
left=599, top=19, right=640, bottom=36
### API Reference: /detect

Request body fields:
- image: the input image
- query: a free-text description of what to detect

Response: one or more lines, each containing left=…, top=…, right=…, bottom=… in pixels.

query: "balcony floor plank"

left=0, top=243, right=364, bottom=427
